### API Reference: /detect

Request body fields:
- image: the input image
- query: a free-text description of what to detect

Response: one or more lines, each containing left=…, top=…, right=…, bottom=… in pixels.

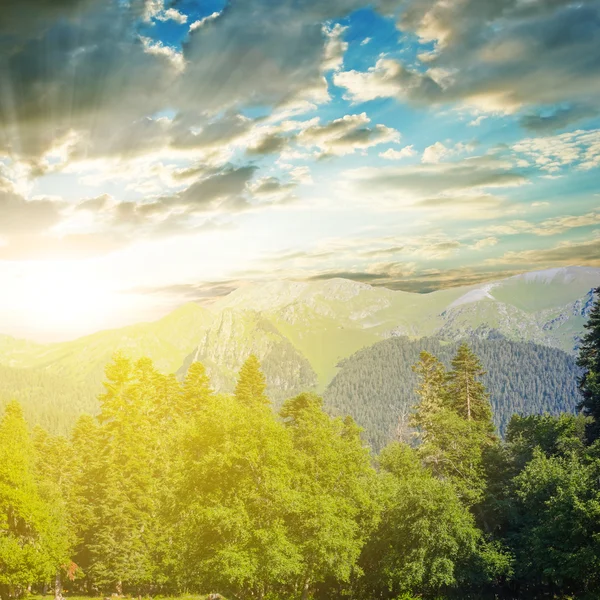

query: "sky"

left=0, top=0, right=599, bottom=341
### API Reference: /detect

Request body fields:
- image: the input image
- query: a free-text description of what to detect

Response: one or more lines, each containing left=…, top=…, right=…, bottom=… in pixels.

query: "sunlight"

left=13, top=262, right=126, bottom=340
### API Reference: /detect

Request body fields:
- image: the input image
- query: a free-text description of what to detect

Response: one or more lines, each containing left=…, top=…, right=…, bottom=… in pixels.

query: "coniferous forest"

left=1, top=288, right=600, bottom=600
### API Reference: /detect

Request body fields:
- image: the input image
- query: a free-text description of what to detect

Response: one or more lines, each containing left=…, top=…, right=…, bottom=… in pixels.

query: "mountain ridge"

left=0, top=266, right=597, bottom=435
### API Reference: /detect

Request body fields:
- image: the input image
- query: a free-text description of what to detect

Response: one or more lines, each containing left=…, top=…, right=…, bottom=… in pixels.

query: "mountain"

left=177, top=309, right=317, bottom=404
left=0, top=303, right=214, bottom=429
left=0, top=266, right=597, bottom=434
left=197, top=266, right=598, bottom=384
left=324, top=336, right=582, bottom=451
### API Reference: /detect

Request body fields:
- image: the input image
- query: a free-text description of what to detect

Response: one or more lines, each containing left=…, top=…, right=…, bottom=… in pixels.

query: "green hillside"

left=0, top=267, right=596, bottom=435
left=324, top=336, right=582, bottom=450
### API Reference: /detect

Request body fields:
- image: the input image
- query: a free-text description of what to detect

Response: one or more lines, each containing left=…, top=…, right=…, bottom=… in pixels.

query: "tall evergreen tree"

left=410, top=351, right=447, bottom=436
left=577, top=286, right=600, bottom=444
left=447, top=343, right=494, bottom=428
left=234, top=355, right=269, bottom=406
left=181, top=361, right=213, bottom=415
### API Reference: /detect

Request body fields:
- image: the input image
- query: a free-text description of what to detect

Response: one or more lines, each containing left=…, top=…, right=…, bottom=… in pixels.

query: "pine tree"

left=181, top=362, right=213, bottom=415
left=234, top=355, right=269, bottom=406
left=577, top=286, right=600, bottom=444
left=447, top=343, right=494, bottom=427
left=410, top=351, right=447, bottom=435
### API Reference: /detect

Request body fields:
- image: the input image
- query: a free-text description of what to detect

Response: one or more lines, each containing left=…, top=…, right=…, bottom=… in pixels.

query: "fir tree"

left=577, top=286, right=600, bottom=444
left=234, top=355, right=269, bottom=406
left=181, top=362, right=213, bottom=415
left=447, top=343, right=494, bottom=428
left=410, top=351, right=447, bottom=435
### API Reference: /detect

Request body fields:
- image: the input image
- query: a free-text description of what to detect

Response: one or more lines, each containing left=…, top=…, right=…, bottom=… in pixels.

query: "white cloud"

left=189, top=11, right=221, bottom=31
left=422, top=142, right=450, bottom=164
left=470, top=237, right=498, bottom=250
left=379, top=146, right=416, bottom=160
left=334, top=58, right=442, bottom=103
left=512, top=129, right=600, bottom=173
left=469, top=116, right=487, bottom=127
left=157, top=7, right=187, bottom=24
left=322, top=24, right=348, bottom=72
left=298, top=113, right=400, bottom=157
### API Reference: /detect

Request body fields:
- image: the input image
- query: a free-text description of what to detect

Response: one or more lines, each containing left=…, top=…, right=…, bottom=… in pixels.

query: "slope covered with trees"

left=1, top=286, right=599, bottom=600
left=325, top=336, right=581, bottom=450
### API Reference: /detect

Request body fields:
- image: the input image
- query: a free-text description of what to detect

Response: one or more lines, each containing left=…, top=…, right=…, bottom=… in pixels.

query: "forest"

left=1, top=288, right=600, bottom=600
left=326, top=336, right=582, bottom=450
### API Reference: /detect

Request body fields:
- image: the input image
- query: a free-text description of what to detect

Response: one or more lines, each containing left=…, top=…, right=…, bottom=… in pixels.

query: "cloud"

left=422, top=142, right=451, bottom=164
left=469, top=116, right=487, bottom=127
left=305, top=263, right=521, bottom=293
left=379, top=145, right=416, bottom=160
left=130, top=280, right=241, bottom=303
left=487, top=236, right=600, bottom=268
left=298, top=113, right=400, bottom=157
left=177, top=0, right=369, bottom=117
left=484, top=211, right=600, bottom=237
left=0, top=0, right=370, bottom=166
left=334, top=1, right=600, bottom=125
left=174, top=166, right=258, bottom=212
left=334, top=58, right=443, bottom=104
left=343, top=155, right=527, bottom=214
left=470, top=237, right=498, bottom=250
left=520, top=106, right=598, bottom=133
left=322, top=24, right=348, bottom=72
left=247, top=134, right=290, bottom=156
left=512, top=129, right=600, bottom=172
left=0, top=189, right=63, bottom=236
left=189, top=11, right=221, bottom=32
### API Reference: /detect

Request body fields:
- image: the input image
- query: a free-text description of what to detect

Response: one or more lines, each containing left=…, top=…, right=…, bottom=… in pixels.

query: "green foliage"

left=511, top=449, right=600, bottom=595
left=172, top=391, right=299, bottom=598
left=577, top=286, right=600, bottom=444
left=281, top=393, right=380, bottom=596
left=234, top=354, right=269, bottom=406
left=326, top=336, right=581, bottom=450
left=0, top=402, right=69, bottom=598
left=409, top=344, right=496, bottom=507
left=410, top=351, right=447, bottom=436
left=3, top=303, right=600, bottom=600
left=447, top=344, right=493, bottom=426
left=356, top=443, right=481, bottom=599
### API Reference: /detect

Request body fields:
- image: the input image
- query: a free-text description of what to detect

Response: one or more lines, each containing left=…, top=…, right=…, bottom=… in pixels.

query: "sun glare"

left=9, top=262, right=128, bottom=341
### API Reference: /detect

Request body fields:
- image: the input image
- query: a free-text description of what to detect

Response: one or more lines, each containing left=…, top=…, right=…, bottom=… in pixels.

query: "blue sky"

left=0, top=0, right=599, bottom=339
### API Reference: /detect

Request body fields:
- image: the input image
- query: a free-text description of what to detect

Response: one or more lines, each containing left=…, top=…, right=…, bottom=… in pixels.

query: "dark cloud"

left=308, top=266, right=523, bottom=293
left=247, top=134, right=290, bottom=156
left=0, top=2, right=178, bottom=159
left=520, top=105, right=598, bottom=133
left=175, top=166, right=258, bottom=210
left=337, top=0, right=600, bottom=128
left=251, top=178, right=296, bottom=198
left=0, top=0, right=100, bottom=35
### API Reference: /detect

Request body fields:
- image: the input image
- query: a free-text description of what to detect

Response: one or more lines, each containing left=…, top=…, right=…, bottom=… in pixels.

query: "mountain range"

left=0, top=266, right=597, bottom=443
